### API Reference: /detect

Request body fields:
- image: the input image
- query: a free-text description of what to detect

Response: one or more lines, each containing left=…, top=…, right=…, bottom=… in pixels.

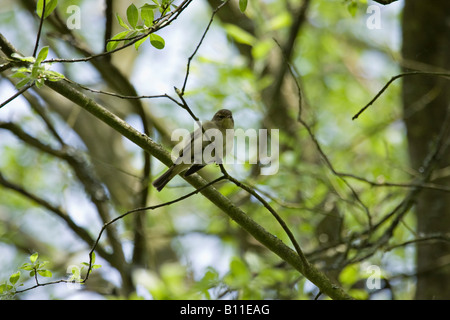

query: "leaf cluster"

left=10, top=47, right=64, bottom=89
left=37, top=0, right=58, bottom=19
left=0, top=252, right=52, bottom=299
left=107, top=1, right=174, bottom=52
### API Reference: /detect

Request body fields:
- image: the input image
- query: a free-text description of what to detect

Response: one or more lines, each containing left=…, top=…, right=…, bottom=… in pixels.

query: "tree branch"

left=44, top=78, right=353, bottom=300
left=0, top=171, right=111, bottom=260
left=43, top=0, right=193, bottom=64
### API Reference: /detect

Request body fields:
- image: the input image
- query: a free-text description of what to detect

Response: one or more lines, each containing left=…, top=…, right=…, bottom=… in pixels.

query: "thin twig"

left=338, top=172, right=450, bottom=193
left=277, top=40, right=373, bottom=229
left=181, top=0, right=230, bottom=94
left=83, top=175, right=227, bottom=280
left=0, top=170, right=106, bottom=257
left=0, top=82, right=34, bottom=110
left=32, top=0, right=46, bottom=57
left=385, top=233, right=450, bottom=252
left=218, top=164, right=309, bottom=267
left=15, top=279, right=70, bottom=294
left=43, top=0, right=193, bottom=64
left=352, top=71, right=450, bottom=120
left=65, top=78, right=184, bottom=107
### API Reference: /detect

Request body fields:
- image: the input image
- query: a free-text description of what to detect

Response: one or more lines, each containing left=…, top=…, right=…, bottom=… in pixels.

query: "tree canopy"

left=0, top=0, right=449, bottom=300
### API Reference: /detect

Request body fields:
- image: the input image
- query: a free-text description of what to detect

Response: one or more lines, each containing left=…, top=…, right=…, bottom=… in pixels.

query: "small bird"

left=152, top=109, right=234, bottom=191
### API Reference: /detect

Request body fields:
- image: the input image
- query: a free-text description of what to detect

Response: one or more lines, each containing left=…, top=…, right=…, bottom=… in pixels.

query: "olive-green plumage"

left=152, top=109, right=234, bottom=191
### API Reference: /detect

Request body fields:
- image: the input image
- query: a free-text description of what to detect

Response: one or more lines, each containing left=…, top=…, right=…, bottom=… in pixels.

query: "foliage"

left=107, top=2, right=172, bottom=51
left=0, top=253, right=52, bottom=298
left=10, top=47, right=64, bottom=89
left=0, top=0, right=444, bottom=300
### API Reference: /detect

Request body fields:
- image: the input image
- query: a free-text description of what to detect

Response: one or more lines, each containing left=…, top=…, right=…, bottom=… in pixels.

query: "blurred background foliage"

left=0, top=0, right=429, bottom=299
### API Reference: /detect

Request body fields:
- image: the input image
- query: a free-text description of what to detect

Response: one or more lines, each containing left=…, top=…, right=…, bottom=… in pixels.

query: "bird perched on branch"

left=152, top=109, right=234, bottom=191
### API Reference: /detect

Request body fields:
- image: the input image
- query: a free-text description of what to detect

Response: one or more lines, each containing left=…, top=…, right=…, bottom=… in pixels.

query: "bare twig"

left=0, top=82, right=34, bottom=110
left=385, top=233, right=450, bottom=252
left=337, top=172, right=450, bottom=193
left=277, top=40, right=373, bottom=229
left=15, top=279, right=70, bottom=294
left=181, top=0, right=230, bottom=94
left=352, top=71, right=450, bottom=120
left=103, top=0, right=113, bottom=56
left=0, top=170, right=109, bottom=258
left=32, top=0, right=46, bottom=57
left=63, top=77, right=184, bottom=107
left=84, top=175, right=227, bottom=280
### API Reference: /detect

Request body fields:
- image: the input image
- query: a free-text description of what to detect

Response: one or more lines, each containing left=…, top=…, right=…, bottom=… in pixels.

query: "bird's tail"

left=152, top=165, right=183, bottom=192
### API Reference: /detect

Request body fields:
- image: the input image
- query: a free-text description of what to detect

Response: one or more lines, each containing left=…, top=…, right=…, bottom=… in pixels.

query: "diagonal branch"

left=218, top=164, right=309, bottom=267
left=0, top=171, right=111, bottom=260
left=44, top=77, right=353, bottom=299
left=0, top=82, right=34, bottom=110
left=84, top=176, right=227, bottom=280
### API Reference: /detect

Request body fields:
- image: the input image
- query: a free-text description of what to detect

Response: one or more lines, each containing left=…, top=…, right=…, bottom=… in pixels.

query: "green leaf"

left=36, top=46, right=49, bottom=64
left=11, top=53, right=35, bottom=63
left=11, top=72, right=28, bottom=79
left=224, top=257, right=251, bottom=287
left=239, top=0, right=248, bottom=13
left=252, top=39, right=273, bottom=60
left=31, top=65, right=40, bottom=78
left=223, top=24, right=256, bottom=46
left=16, top=77, right=32, bottom=89
left=127, top=3, right=139, bottom=29
left=140, top=4, right=155, bottom=27
left=268, top=11, right=292, bottom=31
left=0, top=283, right=13, bottom=294
left=123, top=31, right=138, bottom=45
left=36, top=261, right=49, bottom=269
left=37, top=269, right=52, bottom=278
left=68, top=266, right=81, bottom=282
left=347, top=1, right=358, bottom=17
left=135, top=35, right=150, bottom=50
left=339, top=264, right=359, bottom=285
left=19, top=263, right=34, bottom=271
left=37, top=0, right=58, bottom=19
left=9, top=271, right=21, bottom=285
left=107, top=31, right=130, bottom=51
left=116, top=13, right=130, bottom=30
left=30, top=253, right=39, bottom=264
left=149, top=33, right=165, bottom=50
left=45, top=70, right=65, bottom=81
